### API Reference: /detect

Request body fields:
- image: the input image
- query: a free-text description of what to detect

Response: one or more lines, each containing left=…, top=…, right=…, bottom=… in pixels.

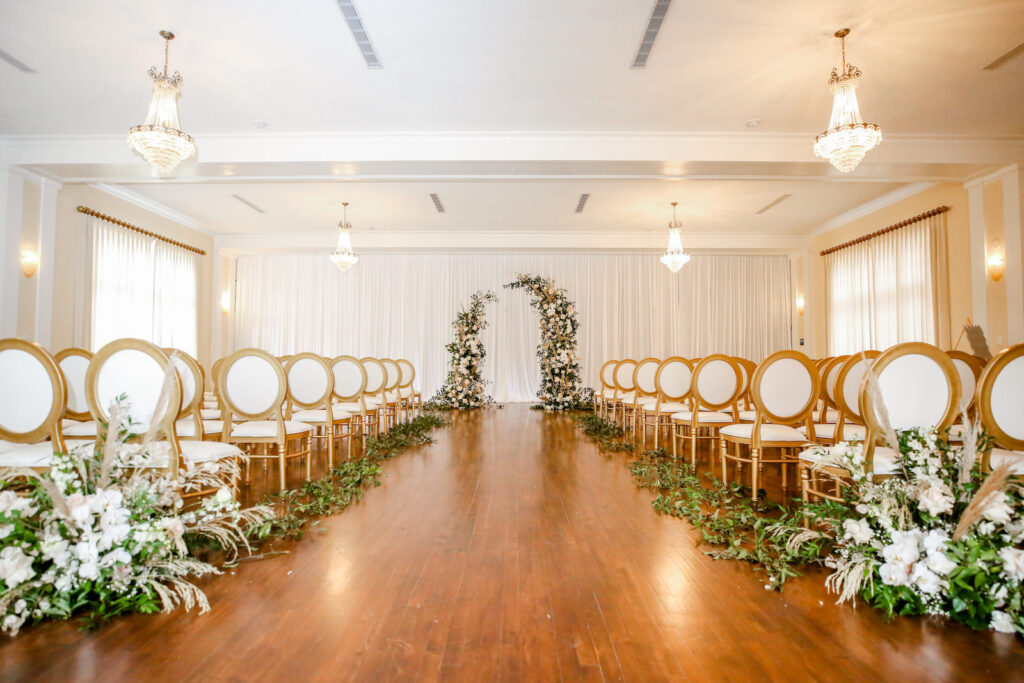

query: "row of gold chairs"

left=595, top=343, right=1024, bottom=504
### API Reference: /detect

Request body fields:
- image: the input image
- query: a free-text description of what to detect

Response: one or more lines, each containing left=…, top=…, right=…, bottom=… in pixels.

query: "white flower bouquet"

left=426, top=290, right=498, bottom=409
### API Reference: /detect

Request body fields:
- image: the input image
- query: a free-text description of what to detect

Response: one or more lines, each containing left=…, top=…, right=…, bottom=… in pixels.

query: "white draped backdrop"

left=230, top=253, right=792, bottom=402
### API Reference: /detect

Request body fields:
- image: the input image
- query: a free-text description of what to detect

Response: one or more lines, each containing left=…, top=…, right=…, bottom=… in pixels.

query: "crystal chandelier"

left=330, top=202, right=360, bottom=271
left=813, top=28, right=882, bottom=173
left=660, top=202, right=690, bottom=273
left=127, top=31, right=197, bottom=173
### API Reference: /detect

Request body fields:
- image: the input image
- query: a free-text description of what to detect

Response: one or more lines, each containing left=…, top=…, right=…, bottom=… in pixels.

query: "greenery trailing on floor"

left=573, top=413, right=638, bottom=452
left=250, top=414, right=447, bottom=542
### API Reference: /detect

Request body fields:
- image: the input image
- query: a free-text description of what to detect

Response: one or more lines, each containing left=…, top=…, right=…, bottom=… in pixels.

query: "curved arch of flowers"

left=426, top=290, right=498, bottom=409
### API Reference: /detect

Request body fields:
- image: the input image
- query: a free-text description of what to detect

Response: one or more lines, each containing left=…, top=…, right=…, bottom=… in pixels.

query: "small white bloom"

left=982, top=495, right=1013, bottom=526
left=922, top=529, right=950, bottom=554
left=999, top=547, right=1024, bottom=582
left=842, top=518, right=873, bottom=545
left=925, top=551, right=957, bottom=576
left=215, top=487, right=233, bottom=504
left=879, top=561, right=911, bottom=586
left=915, top=478, right=954, bottom=516
left=990, top=610, right=1015, bottom=633
left=0, top=546, right=36, bottom=589
left=910, top=564, right=943, bottom=594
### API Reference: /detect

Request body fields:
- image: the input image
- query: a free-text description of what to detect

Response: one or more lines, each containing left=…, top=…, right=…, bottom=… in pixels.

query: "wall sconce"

left=220, top=290, right=231, bottom=313
left=988, top=241, right=1005, bottom=282
left=796, top=294, right=805, bottom=316
left=20, top=250, right=39, bottom=278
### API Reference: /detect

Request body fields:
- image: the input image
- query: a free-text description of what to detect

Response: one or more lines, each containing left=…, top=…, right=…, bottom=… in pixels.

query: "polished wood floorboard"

left=2, top=405, right=1022, bottom=681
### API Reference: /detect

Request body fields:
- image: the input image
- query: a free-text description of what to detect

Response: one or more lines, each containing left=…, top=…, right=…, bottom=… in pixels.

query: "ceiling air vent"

left=336, top=0, right=383, bottom=69
left=755, top=193, right=793, bottom=215
left=574, top=193, right=590, bottom=213
left=983, top=41, right=1024, bottom=70
left=430, top=193, right=445, bottom=213
left=631, top=0, right=673, bottom=69
left=231, top=194, right=266, bottom=214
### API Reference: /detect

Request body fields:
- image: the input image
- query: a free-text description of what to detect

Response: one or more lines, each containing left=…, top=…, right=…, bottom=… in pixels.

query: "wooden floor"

left=3, top=405, right=1022, bottom=681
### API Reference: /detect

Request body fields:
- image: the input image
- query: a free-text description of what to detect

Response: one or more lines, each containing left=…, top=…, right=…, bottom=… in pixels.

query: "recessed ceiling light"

left=575, top=194, right=590, bottom=213
left=231, top=194, right=267, bottom=214
left=746, top=118, right=761, bottom=128
left=253, top=120, right=267, bottom=129
left=755, top=193, right=793, bottom=215
left=429, top=193, right=445, bottom=213
left=631, top=0, right=673, bottom=69
left=335, top=0, right=383, bottom=69
left=0, top=48, right=34, bottom=73
left=982, top=41, right=1024, bottom=70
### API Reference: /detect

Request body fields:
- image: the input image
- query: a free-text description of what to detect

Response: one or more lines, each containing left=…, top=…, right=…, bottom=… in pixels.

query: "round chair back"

left=0, top=339, right=67, bottom=447
left=733, top=357, right=751, bottom=398
left=692, top=355, right=741, bottom=411
left=977, top=343, right=1024, bottom=451
left=599, top=360, right=618, bottom=392
left=216, top=348, right=286, bottom=421
left=361, top=357, right=387, bottom=395
left=633, top=357, right=661, bottom=398
left=397, top=359, right=416, bottom=389
left=163, top=348, right=203, bottom=421
left=382, top=358, right=402, bottom=393
left=331, top=355, right=368, bottom=402
left=822, top=356, right=849, bottom=409
left=613, top=359, right=638, bottom=395
left=55, top=347, right=92, bottom=421
left=834, top=351, right=880, bottom=422
left=860, top=342, right=959, bottom=437
left=87, top=339, right=181, bottom=437
left=285, top=354, right=334, bottom=409
left=947, top=350, right=984, bottom=415
left=654, top=357, right=693, bottom=402
left=751, top=351, right=820, bottom=425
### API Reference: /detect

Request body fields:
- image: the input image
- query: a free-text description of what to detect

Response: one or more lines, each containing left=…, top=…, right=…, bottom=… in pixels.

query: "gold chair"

left=977, top=344, right=1024, bottom=473
left=596, top=359, right=618, bottom=419
left=57, top=347, right=99, bottom=439
left=641, top=357, right=692, bottom=449
left=629, top=357, right=661, bottom=438
left=286, top=353, right=353, bottom=468
left=381, top=358, right=403, bottom=429
left=396, top=359, right=420, bottom=418
left=359, top=357, right=388, bottom=435
left=798, top=352, right=877, bottom=447
left=330, top=355, right=372, bottom=449
left=720, top=351, right=820, bottom=503
left=673, top=355, right=741, bottom=466
left=217, top=348, right=313, bottom=491
left=610, top=359, right=638, bottom=428
left=165, top=348, right=224, bottom=441
left=816, top=356, right=848, bottom=425
left=0, top=339, right=69, bottom=471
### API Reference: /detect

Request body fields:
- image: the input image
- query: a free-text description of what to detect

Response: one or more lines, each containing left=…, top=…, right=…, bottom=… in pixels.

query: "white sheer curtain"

left=230, top=253, right=791, bottom=402
left=825, top=213, right=949, bottom=354
left=89, top=217, right=198, bottom=356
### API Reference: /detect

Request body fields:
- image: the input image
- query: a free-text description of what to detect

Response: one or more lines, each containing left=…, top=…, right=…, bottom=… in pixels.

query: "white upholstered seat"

left=798, top=444, right=899, bottom=476
left=737, top=409, right=757, bottom=422
left=0, top=439, right=95, bottom=467
left=720, top=422, right=809, bottom=442
left=63, top=420, right=98, bottom=437
left=175, top=418, right=225, bottom=438
left=672, top=410, right=733, bottom=423
left=797, top=423, right=866, bottom=441
left=292, top=408, right=352, bottom=422
left=990, top=448, right=1024, bottom=474
left=200, top=408, right=221, bottom=420
left=231, top=420, right=314, bottom=438
left=180, top=440, right=243, bottom=464
left=643, top=401, right=688, bottom=413
left=334, top=401, right=377, bottom=412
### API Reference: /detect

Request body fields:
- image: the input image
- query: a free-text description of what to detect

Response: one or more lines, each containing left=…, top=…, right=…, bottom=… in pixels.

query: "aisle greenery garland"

left=425, top=290, right=498, bottom=409
left=575, top=413, right=1024, bottom=634
left=505, top=274, right=592, bottom=410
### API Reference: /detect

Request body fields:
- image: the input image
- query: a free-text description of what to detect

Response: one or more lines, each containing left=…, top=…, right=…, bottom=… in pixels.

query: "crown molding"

left=963, top=163, right=1020, bottom=190
left=88, top=183, right=212, bottom=235
left=810, top=182, right=937, bottom=236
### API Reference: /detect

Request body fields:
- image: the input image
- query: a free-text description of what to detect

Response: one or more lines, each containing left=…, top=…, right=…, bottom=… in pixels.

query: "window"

left=89, top=217, right=198, bottom=356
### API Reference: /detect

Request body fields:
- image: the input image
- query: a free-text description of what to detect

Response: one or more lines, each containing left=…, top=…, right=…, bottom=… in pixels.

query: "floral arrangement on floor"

left=426, top=290, right=498, bottom=409
left=0, top=400, right=274, bottom=637
left=505, top=274, right=592, bottom=410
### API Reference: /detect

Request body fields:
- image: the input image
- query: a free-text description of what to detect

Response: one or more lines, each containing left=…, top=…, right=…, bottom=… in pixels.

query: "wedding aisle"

left=2, top=405, right=1021, bottom=680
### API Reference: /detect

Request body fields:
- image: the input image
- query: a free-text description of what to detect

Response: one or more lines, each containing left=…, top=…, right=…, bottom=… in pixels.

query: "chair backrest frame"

left=0, top=339, right=67, bottom=450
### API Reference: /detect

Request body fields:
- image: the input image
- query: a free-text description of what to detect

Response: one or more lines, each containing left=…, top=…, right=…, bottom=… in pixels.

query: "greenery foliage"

left=426, top=291, right=498, bottom=409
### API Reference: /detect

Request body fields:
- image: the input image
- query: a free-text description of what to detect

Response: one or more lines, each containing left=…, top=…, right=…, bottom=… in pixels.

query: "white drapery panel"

left=825, top=213, right=949, bottom=355
left=89, top=217, right=198, bottom=356
left=231, top=253, right=792, bottom=402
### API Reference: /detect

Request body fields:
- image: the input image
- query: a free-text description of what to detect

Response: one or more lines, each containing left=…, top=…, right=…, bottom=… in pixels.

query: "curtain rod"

left=819, top=205, right=949, bottom=256
left=76, top=206, right=207, bottom=256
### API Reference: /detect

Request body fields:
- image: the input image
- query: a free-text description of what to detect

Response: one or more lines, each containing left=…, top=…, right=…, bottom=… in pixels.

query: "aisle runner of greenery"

left=575, top=413, right=1024, bottom=635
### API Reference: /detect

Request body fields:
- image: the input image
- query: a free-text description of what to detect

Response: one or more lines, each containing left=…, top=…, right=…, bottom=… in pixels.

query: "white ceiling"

left=0, top=0, right=1022, bottom=135
left=122, top=178, right=904, bottom=234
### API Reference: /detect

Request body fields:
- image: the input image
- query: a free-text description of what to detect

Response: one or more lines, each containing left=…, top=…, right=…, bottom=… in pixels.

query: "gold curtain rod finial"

left=834, top=28, right=850, bottom=39
left=159, top=30, right=175, bottom=41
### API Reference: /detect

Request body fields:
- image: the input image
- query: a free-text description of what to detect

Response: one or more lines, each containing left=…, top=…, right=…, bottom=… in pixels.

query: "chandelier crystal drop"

left=127, top=31, right=197, bottom=174
left=330, top=202, right=360, bottom=271
left=660, top=202, right=690, bottom=273
left=813, top=28, right=882, bottom=173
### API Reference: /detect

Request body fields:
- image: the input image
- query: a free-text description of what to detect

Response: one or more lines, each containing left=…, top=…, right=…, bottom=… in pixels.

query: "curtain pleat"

left=231, top=253, right=792, bottom=402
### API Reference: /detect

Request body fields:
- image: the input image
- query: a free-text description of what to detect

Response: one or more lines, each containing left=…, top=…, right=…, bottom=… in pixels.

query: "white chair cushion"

left=0, top=439, right=19, bottom=454
left=292, top=409, right=352, bottom=422
left=61, top=418, right=81, bottom=429
left=990, top=448, right=1024, bottom=475
left=400, top=387, right=413, bottom=398
left=0, top=442, right=56, bottom=467
left=720, top=423, right=809, bottom=442
left=175, top=419, right=225, bottom=438
left=230, top=420, right=314, bottom=438
left=384, top=391, right=400, bottom=403
left=947, top=424, right=969, bottom=442
left=200, top=408, right=221, bottom=420
left=797, top=423, right=867, bottom=441
left=180, top=440, right=244, bottom=464
left=617, top=392, right=636, bottom=402
left=643, top=401, right=688, bottom=413
left=334, top=401, right=378, bottom=412
left=63, top=420, right=98, bottom=437
left=822, top=409, right=839, bottom=424
left=599, top=389, right=615, bottom=399
left=671, top=410, right=734, bottom=423
left=737, top=410, right=757, bottom=422
left=798, top=444, right=898, bottom=476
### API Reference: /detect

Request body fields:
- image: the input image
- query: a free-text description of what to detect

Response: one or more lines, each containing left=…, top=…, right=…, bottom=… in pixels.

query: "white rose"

left=66, top=493, right=92, bottom=527
left=983, top=495, right=1013, bottom=526
left=990, top=610, right=1015, bottom=633
left=216, top=487, right=233, bottom=504
left=0, top=490, right=37, bottom=516
left=842, top=518, right=873, bottom=545
left=0, top=524, right=12, bottom=539
left=0, top=546, right=36, bottom=589
left=910, top=564, right=943, bottom=594
left=999, top=547, right=1024, bottom=582
left=882, top=537, right=920, bottom=566
left=922, top=529, right=950, bottom=554
left=78, top=561, right=100, bottom=580
left=925, top=550, right=957, bottom=576
left=916, top=479, right=954, bottom=516
left=879, top=561, right=911, bottom=586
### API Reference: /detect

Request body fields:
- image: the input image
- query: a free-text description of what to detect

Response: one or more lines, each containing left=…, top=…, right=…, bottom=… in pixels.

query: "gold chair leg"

left=278, top=441, right=287, bottom=491
left=751, top=447, right=761, bottom=502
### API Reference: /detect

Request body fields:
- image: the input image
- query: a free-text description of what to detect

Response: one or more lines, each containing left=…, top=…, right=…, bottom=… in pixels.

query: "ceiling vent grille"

left=231, top=194, right=267, bottom=214
left=983, top=41, right=1024, bottom=70
left=631, top=0, right=673, bottom=69
left=430, top=193, right=445, bottom=213
left=336, top=0, right=383, bottom=69
left=0, top=48, right=34, bottom=73
left=755, top=193, right=793, bottom=215
left=575, top=193, right=591, bottom=213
